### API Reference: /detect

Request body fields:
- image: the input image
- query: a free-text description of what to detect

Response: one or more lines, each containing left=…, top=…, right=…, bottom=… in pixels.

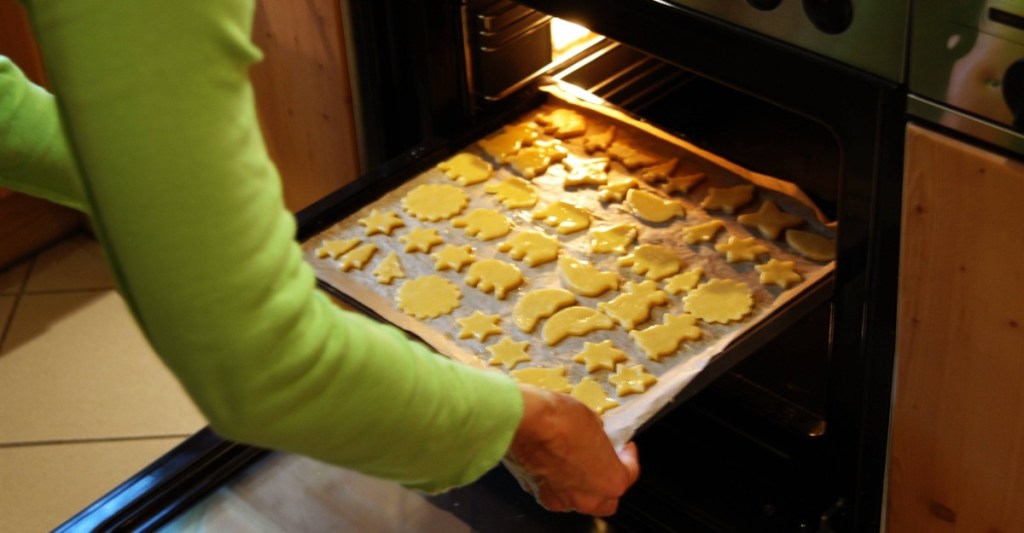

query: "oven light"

left=551, top=18, right=595, bottom=56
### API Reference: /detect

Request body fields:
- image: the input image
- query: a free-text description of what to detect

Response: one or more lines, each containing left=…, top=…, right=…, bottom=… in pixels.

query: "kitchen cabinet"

left=888, top=123, right=1024, bottom=531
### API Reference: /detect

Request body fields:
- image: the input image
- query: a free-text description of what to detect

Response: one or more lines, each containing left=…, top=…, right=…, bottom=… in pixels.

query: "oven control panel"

left=663, top=0, right=909, bottom=82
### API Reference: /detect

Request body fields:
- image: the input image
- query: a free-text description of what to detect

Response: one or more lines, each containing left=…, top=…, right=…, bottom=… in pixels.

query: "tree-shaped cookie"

left=372, top=252, right=405, bottom=284
left=339, top=243, right=377, bottom=271
left=315, top=237, right=360, bottom=259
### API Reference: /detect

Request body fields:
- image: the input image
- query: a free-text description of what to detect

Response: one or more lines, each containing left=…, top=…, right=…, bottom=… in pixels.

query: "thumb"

left=617, top=442, right=640, bottom=485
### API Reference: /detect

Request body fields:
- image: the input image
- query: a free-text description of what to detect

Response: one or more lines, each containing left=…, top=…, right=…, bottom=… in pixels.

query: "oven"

left=59, top=1, right=909, bottom=531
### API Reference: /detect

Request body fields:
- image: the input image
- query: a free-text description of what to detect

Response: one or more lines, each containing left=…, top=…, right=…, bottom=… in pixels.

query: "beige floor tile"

left=24, top=234, right=115, bottom=293
left=0, top=260, right=31, bottom=295
left=0, top=291, right=206, bottom=444
left=0, top=436, right=186, bottom=533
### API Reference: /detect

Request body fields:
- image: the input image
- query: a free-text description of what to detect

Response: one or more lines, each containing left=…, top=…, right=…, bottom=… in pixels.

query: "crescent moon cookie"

left=536, top=108, right=588, bottom=138
left=664, top=267, right=704, bottom=294
left=315, top=237, right=360, bottom=259
left=399, top=227, right=444, bottom=253
left=682, top=220, right=725, bottom=245
left=755, top=259, right=803, bottom=289
left=532, top=201, right=592, bottom=234
left=629, top=314, right=703, bottom=361
left=542, top=306, right=615, bottom=346
left=684, top=279, right=754, bottom=324
left=456, top=310, right=503, bottom=342
left=606, top=141, right=661, bottom=170
left=597, top=175, right=639, bottom=203
left=339, top=243, right=377, bottom=271
left=626, top=188, right=685, bottom=223
left=484, top=176, right=539, bottom=209
left=401, top=184, right=468, bottom=222
left=571, top=378, right=620, bottom=415
left=487, top=337, right=533, bottom=370
left=372, top=252, right=405, bottom=284
left=464, top=259, right=524, bottom=300
left=558, top=255, right=620, bottom=297
left=513, top=288, right=577, bottom=332
left=701, top=184, right=756, bottom=214
left=451, top=208, right=512, bottom=241
left=598, top=280, right=669, bottom=330
left=737, top=200, right=804, bottom=240
left=715, top=235, right=770, bottom=263
left=436, top=152, right=493, bottom=186
left=785, top=229, right=836, bottom=262
left=397, top=275, right=461, bottom=319
left=478, top=123, right=541, bottom=162
left=358, top=209, right=405, bottom=236
left=608, top=363, right=658, bottom=396
left=507, top=139, right=569, bottom=179
left=431, top=244, right=476, bottom=272
left=618, top=244, right=682, bottom=281
left=498, top=231, right=560, bottom=267
left=590, top=223, right=638, bottom=255
left=510, top=366, right=572, bottom=393
left=572, top=340, right=628, bottom=373
left=584, top=125, right=616, bottom=153
left=637, top=158, right=678, bottom=183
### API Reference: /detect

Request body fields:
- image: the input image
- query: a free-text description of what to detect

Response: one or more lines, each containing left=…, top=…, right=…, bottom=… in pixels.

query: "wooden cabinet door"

left=887, top=124, right=1024, bottom=531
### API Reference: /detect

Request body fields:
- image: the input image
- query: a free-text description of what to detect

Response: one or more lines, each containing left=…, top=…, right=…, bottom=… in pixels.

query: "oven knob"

left=747, top=0, right=782, bottom=10
left=1003, top=59, right=1024, bottom=130
left=802, top=0, right=853, bottom=34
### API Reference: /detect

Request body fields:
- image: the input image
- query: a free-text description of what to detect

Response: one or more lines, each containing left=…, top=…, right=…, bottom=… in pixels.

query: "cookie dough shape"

left=431, top=244, right=476, bottom=272
left=597, top=175, right=639, bottom=203
left=664, top=267, right=704, bottom=294
left=598, top=280, right=669, bottom=330
left=452, top=208, right=511, bottom=241
left=756, top=259, right=803, bottom=289
left=737, top=200, right=804, bottom=240
left=315, top=237, right=360, bottom=259
left=682, top=220, right=725, bottom=245
left=542, top=306, right=615, bottom=346
left=571, top=378, right=620, bottom=415
left=507, top=139, right=569, bottom=178
left=536, top=108, right=588, bottom=138
left=484, top=177, right=539, bottom=209
left=401, top=184, right=468, bottom=222
left=608, top=363, right=657, bottom=396
left=618, top=244, right=682, bottom=281
left=785, top=229, right=836, bottom=262
left=436, top=152, right=493, bottom=186
left=584, top=126, right=616, bottom=153
left=629, top=314, right=702, bottom=361
left=590, top=223, right=638, bottom=255
left=510, top=366, right=572, bottom=393
left=514, top=288, right=577, bottom=332
left=637, top=158, right=678, bottom=183
left=498, top=231, right=560, bottom=267
left=684, top=279, right=754, bottom=324
left=373, top=252, right=405, bottom=284
left=562, top=156, right=609, bottom=187
left=358, top=209, right=405, bottom=236
left=626, top=188, right=685, bottom=223
left=532, top=201, right=591, bottom=234
left=465, top=259, right=524, bottom=299
left=456, top=311, right=503, bottom=342
left=607, top=141, right=661, bottom=169
left=487, top=337, right=532, bottom=370
left=339, top=243, right=377, bottom=271
left=665, top=172, right=706, bottom=194
left=397, top=275, right=461, bottom=319
left=701, top=184, right=755, bottom=214
left=399, top=227, right=443, bottom=253
left=572, top=340, right=628, bottom=373
left=715, top=236, right=770, bottom=263
left=478, top=123, right=540, bottom=162
left=558, top=255, right=619, bottom=297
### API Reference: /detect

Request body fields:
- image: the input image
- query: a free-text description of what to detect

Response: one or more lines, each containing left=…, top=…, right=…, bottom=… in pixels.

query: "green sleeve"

left=21, top=0, right=522, bottom=491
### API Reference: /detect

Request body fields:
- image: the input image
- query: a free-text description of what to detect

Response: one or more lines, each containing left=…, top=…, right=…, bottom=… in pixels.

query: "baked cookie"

left=715, top=236, right=770, bottom=263
left=682, top=220, right=724, bottom=245
left=626, top=188, right=685, bottom=223
left=785, top=229, right=836, bottom=262
left=571, top=378, right=620, bottom=415
left=484, top=176, right=539, bottom=209
left=542, top=306, right=615, bottom=346
left=572, top=340, right=628, bottom=373
left=701, top=184, right=755, bottom=214
left=401, top=184, right=468, bottom=222
left=607, top=141, right=661, bottom=170
left=737, top=200, right=804, bottom=240
left=372, top=252, right=405, bottom=284
left=584, top=126, right=616, bottom=153
left=637, top=158, right=677, bottom=183
left=756, top=258, right=803, bottom=289
left=532, top=201, right=591, bottom=234
left=598, top=280, right=669, bottom=330
left=629, top=314, right=702, bottom=361
left=465, top=259, right=524, bottom=299
left=456, top=310, right=503, bottom=342
left=608, top=363, right=657, bottom=396
left=358, top=209, right=405, bottom=236
left=397, top=275, right=461, bottom=319
left=513, top=288, right=577, bottom=333
left=498, top=231, right=560, bottom=267
left=558, top=255, right=619, bottom=297
left=488, top=337, right=533, bottom=370
left=436, top=152, right=493, bottom=186
left=618, top=244, right=682, bottom=281
left=665, top=172, right=706, bottom=194
left=684, top=279, right=754, bottom=324
left=452, top=208, right=511, bottom=241
left=399, top=227, right=443, bottom=253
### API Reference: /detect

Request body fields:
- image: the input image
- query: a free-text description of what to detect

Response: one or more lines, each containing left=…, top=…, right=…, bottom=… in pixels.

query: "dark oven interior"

left=334, top=1, right=905, bottom=531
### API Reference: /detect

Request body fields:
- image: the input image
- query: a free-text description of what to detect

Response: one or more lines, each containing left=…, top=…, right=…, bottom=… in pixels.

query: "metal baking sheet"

left=300, top=83, right=835, bottom=447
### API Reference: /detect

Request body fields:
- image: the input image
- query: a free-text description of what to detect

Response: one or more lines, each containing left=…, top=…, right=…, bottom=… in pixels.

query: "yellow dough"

left=498, top=231, right=560, bottom=267
left=572, top=340, right=628, bottom=373
left=452, top=208, right=511, bottom=241
left=584, top=125, right=616, bottom=153
left=701, top=184, right=755, bottom=214
left=756, top=259, right=803, bottom=289
left=785, top=229, right=836, bottom=262
left=372, top=252, right=405, bottom=284
left=684, top=279, right=754, bottom=324
left=431, top=244, right=477, bottom=272
left=629, top=314, right=702, bottom=361
left=436, top=152, right=493, bottom=186
left=507, top=139, right=569, bottom=178
left=626, top=188, right=685, bottom=223
left=510, top=366, right=572, bottom=393
left=478, top=123, right=541, bottom=162
left=665, top=172, right=706, bottom=194
left=532, top=201, right=591, bottom=234
left=737, top=200, right=804, bottom=240
left=456, top=310, right=503, bottom=342
left=358, top=209, right=405, bottom=236
left=664, top=267, right=704, bottom=294
left=514, top=288, right=577, bottom=332
left=397, top=275, right=461, bottom=319
left=608, top=363, right=657, bottom=396
left=484, top=176, right=539, bottom=209
left=637, top=158, right=677, bottom=183
left=315, top=237, right=360, bottom=259
left=399, top=227, right=443, bottom=253
left=465, top=259, right=524, bottom=299
left=571, top=378, right=620, bottom=415
left=487, top=337, right=533, bottom=370
left=558, top=255, right=619, bottom=297
left=401, top=184, right=468, bottom=222
left=562, top=155, right=610, bottom=187
left=618, top=244, right=682, bottom=281
left=536, top=108, right=588, bottom=138
left=590, top=223, right=638, bottom=255
left=715, top=236, right=770, bottom=263
left=597, top=175, right=639, bottom=203
left=542, top=306, right=615, bottom=346
left=598, top=280, right=668, bottom=330
left=606, top=141, right=661, bottom=169
left=339, top=243, right=377, bottom=271
left=682, top=220, right=725, bottom=245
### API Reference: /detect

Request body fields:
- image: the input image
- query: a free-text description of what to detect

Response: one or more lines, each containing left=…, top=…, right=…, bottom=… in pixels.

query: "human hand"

left=503, top=383, right=640, bottom=516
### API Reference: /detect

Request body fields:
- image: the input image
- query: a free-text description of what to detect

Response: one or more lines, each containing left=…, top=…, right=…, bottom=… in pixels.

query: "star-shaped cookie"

left=431, top=244, right=476, bottom=272
left=358, top=209, right=405, bottom=236
left=572, top=340, right=628, bottom=373
left=608, top=364, right=658, bottom=396
left=715, top=236, right=770, bottom=263
left=399, top=227, right=443, bottom=253
left=755, top=258, right=803, bottom=289
left=456, top=311, right=503, bottom=342
left=487, top=337, right=532, bottom=370
left=700, top=184, right=755, bottom=214
left=737, top=200, right=804, bottom=240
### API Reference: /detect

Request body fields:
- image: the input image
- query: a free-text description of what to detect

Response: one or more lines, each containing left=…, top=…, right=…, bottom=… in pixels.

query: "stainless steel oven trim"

left=908, top=94, right=1024, bottom=155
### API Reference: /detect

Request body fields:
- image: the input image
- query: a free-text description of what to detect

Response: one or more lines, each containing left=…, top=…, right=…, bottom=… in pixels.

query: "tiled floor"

left=0, top=234, right=207, bottom=533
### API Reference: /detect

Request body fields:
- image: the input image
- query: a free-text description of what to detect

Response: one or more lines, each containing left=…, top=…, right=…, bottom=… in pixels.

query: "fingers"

left=618, top=441, right=641, bottom=486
